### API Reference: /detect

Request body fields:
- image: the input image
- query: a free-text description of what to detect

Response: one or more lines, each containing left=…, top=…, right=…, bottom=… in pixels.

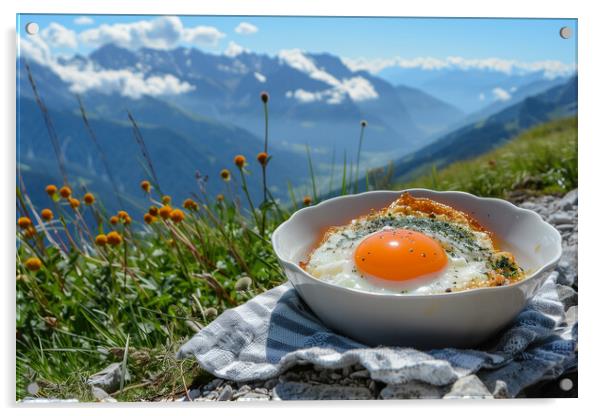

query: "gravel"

left=443, top=375, right=493, bottom=399
left=179, top=189, right=578, bottom=401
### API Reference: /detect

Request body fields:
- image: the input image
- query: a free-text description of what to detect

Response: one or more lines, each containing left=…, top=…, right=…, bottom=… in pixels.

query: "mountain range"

left=17, top=43, right=575, bottom=214
left=383, top=76, right=577, bottom=185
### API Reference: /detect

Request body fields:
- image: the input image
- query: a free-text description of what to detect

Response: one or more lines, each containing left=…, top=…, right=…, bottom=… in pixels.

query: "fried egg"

left=302, top=193, right=525, bottom=295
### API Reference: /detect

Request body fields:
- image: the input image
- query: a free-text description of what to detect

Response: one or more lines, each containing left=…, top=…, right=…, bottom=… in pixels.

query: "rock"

left=350, top=370, right=369, bottom=379
left=380, top=381, right=446, bottom=399
left=560, top=189, right=578, bottom=209
left=217, top=384, right=233, bottom=401
left=329, top=372, right=342, bottom=381
left=26, top=382, right=39, bottom=396
left=519, top=202, right=537, bottom=211
left=203, top=378, right=223, bottom=391
left=91, top=386, right=110, bottom=400
left=235, top=392, right=271, bottom=401
left=187, top=388, right=201, bottom=400
left=492, top=380, right=510, bottom=398
left=264, top=378, right=279, bottom=389
left=368, top=380, right=377, bottom=393
left=566, top=305, right=578, bottom=325
left=549, top=212, right=573, bottom=225
left=274, top=381, right=373, bottom=400
left=199, top=391, right=218, bottom=401
left=443, top=375, right=493, bottom=399
left=279, top=372, right=300, bottom=382
left=318, top=370, right=329, bottom=382
left=232, top=385, right=251, bottom=399
left=86, top=363, right=130, bottom=394
left=101, top=396, right=118, bottom=403
left=556, top=285, right=578, bottom=310
left=341, top=367, right=351, bottom=377
left=557, top=255, right=578, bottom=287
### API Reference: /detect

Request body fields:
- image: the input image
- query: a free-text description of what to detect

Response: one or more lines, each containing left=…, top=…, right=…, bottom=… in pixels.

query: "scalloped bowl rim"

left=272, top=188, right=562, bottom=299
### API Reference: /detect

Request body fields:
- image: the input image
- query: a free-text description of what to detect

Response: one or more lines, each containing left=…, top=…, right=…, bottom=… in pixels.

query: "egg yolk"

left=354, top=229, right=448, bottom=282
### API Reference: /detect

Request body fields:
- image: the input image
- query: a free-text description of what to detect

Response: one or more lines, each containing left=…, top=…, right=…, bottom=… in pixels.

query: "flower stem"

left=354, top=123, right=366, bottom=194
left=259, top=100, right=270, bottom=237
left=238, top=168, right=260, bottom=229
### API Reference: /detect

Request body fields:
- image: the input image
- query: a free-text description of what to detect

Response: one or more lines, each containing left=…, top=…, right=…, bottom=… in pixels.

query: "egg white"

left=304, top=216, right=495, bottom=295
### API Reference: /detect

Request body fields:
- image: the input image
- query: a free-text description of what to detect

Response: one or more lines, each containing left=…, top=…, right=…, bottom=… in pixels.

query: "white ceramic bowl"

left=272, top=189, right=562, bottom=349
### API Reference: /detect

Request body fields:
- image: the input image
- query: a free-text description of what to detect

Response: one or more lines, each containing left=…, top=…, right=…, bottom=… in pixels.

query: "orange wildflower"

left=109, top=216, right=119, bottom=225
left=83, top=193, right=95, bottom=205
left=95, top=234, right=108, bottom=246
left=216, top=194, right=224, bottom=202
left=69, top=198, right=80, bottom=210
left=148, top=206, right=159, bottom=217
left=143, top=213, right=154, bottom=224
left=106, top=231, right=122, bottom=246
left=45, top=184, right=57, bottom=197
left=159, top=205, right=172, bottom=220
left=161, top=195, right=172, bottom=205
left=303, top=195, right=312, bottom=206
left=24, top=257, right=42, bottom=271
left=256, top=152, right=269, bottom=166
left=234, top=155, right=246, bottom=168
left=183, top=198, right=198, bottom=210
left=140, top=180, right=151, bottom=193
left=41, top=209, right=53, bottom=221
left=170, top=209, right=185, bottom=223
left=17, top=217, right=32, bottom=229
left=59, top=186, right=72, bottom=199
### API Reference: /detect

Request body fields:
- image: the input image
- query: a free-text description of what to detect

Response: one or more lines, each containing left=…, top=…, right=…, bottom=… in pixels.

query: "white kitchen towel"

left=178, top=272, right=577, bottom=397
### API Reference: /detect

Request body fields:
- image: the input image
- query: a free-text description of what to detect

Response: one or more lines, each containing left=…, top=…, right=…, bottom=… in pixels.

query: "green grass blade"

left=305, top=144, right=318, bottom=203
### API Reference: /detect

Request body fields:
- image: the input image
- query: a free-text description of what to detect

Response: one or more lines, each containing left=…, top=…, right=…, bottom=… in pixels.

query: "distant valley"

left=17, top=43, right=574, bottom=215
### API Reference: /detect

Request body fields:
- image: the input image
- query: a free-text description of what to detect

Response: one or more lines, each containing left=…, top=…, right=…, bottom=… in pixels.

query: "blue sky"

left=18, top=14, right=577, bottom=66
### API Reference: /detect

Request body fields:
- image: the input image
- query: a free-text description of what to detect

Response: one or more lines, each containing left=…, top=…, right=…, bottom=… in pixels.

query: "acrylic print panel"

left=16, top=15, right=577, bottom=402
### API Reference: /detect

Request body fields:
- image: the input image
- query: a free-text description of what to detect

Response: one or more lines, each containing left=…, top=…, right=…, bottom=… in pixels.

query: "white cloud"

left=80, top=16, right=183, bottom=49
left=234, top=22, right=258, bottom=35
left=285, top=88, right=346, bottom=105
left=183, top=25, right=226, bottom=48
left=479, top=93, right=485, bottom=101
left=54, top=65, right=195, bottom=98
left=342, top=55, right=576, bottom=79
left=18, top=34, right=194, bottom=99
left=278, top=49, right=340, bottom=85
left=339, top=77, right=378, bottom=102
left=279, top=49, right=378, bottom=104
left=74, top=16, right=94, bottom=25
left=254, top=72, right=266, bottom=83
left=286, top=89, right=321, bottom=103
left=80, top=16, right=224, bottom=50
left=223, top=41, right=248, bottom=58
left=19, top=34, right=52, bottom=64
left=492, top=87, right=512, bottom=102
left=40, top=23, right=77, bottom=49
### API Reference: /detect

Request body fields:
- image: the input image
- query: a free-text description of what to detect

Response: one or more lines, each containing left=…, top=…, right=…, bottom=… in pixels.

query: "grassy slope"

left=16, top=117, right=577, bottom=402
left=398, top=117, right=577, bottom=199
